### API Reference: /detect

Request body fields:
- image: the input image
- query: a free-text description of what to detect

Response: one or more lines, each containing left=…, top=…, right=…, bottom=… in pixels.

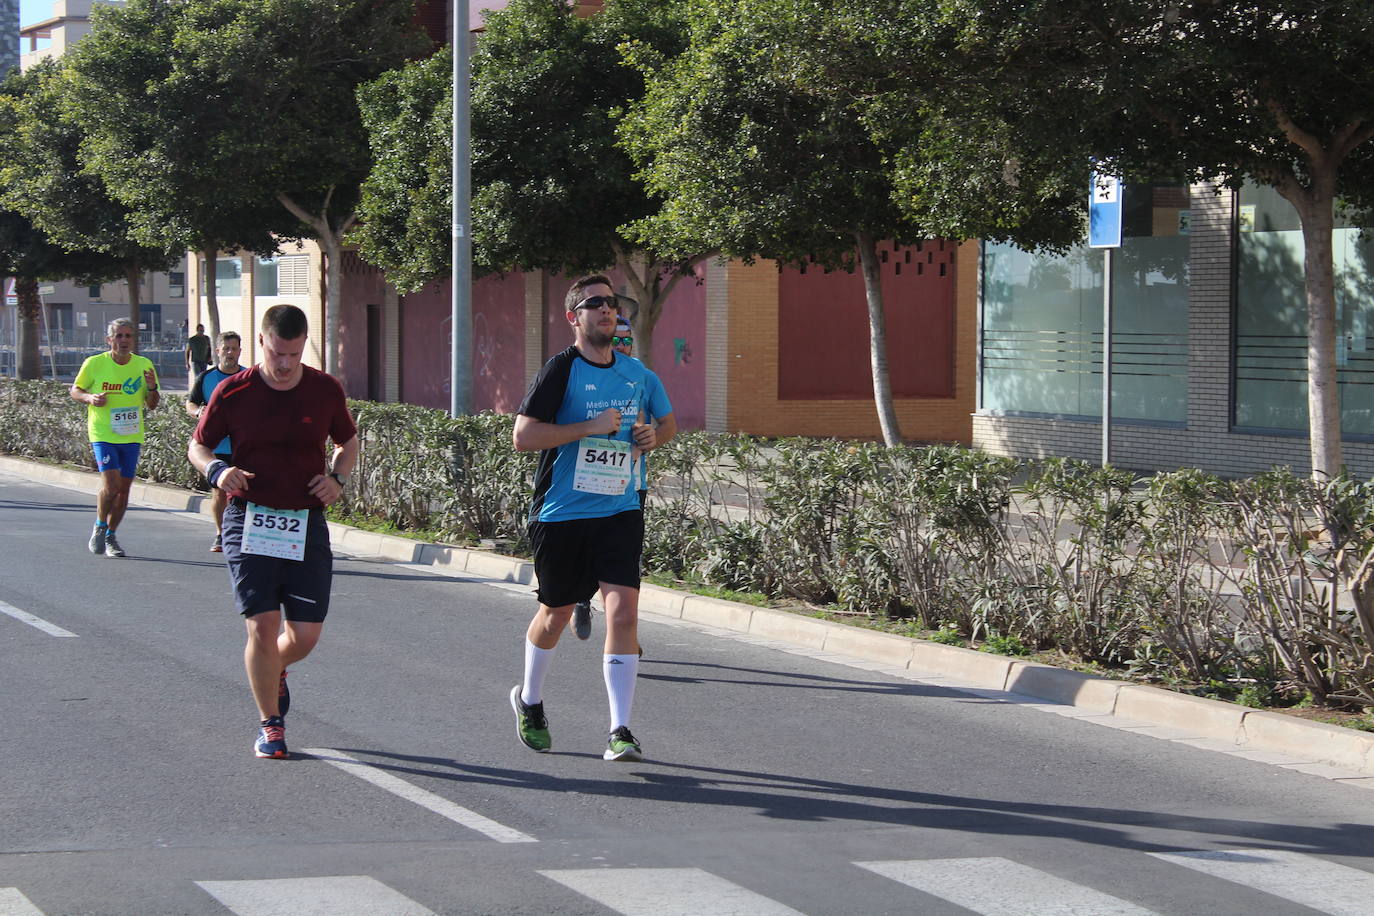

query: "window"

left=1235, top=182, right=1374, bottom=436
left=981, top=183, right=1190, bottom=423
left=168, top=271, right=185, bottom=298
left=278, top=255, right=310, bottom=296
left=254, top=254, right=309, bottom=297
left=255, top=257, right=278, bottom=296
left=198, top=258, right=242, bottom=298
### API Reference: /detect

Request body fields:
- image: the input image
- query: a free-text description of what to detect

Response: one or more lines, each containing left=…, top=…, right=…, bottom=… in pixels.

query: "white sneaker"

left=88, top=524, right=106, bottom=555
left=103, top=533, right=125, bottom=558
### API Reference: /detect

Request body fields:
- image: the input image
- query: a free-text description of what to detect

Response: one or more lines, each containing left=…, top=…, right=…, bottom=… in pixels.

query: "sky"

left=17, top=0, right=511, bottom=46
left=20, top=0, right=47, bottom=30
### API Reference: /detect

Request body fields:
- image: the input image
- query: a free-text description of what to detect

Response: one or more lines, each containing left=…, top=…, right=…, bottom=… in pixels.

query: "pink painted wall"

left=397, top=272, right=527, bottom=413
left=543, top=267, right=707, bottom=430
left=338, top=253, right=390, bottom=400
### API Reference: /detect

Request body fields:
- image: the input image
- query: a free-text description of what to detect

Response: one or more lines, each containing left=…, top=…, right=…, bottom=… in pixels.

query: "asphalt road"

left=3, top=468, right=1374, bottom=915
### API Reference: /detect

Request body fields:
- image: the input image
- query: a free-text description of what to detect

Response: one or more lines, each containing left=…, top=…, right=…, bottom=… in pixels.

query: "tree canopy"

left=813, top=0, right=1374, bottom=476
left=66, top=0, right=429, bottom=371
left=355, top=0, right=700, bottom=368
left=0, top=65, right=153, bottom=378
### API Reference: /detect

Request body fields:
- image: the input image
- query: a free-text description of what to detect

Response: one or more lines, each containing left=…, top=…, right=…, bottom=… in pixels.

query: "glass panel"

left=254, top=257, right=279, bottom=296
left=982, top=183, right=1190, bottom=422
left=198, top=258, right=242, bottom=298
left=1235, top=182, right=1374, bottom=434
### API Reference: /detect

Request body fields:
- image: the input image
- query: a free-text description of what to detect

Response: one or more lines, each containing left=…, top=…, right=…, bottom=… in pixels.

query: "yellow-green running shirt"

left=74, top=352, right=159, bottom=444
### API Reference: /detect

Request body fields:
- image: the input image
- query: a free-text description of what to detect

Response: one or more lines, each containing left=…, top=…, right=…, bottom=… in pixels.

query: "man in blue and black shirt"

left=186, top=331, right=242, bottom=551
left=510, top=275, right=675, bottom=763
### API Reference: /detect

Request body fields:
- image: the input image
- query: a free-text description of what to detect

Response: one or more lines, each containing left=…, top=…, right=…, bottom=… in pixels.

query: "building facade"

left=972, top=181, right=1374, bottom=478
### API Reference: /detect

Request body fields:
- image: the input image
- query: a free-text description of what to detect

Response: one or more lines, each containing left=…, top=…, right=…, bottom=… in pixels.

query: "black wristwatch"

left=329, top=471, right=349, bottom=487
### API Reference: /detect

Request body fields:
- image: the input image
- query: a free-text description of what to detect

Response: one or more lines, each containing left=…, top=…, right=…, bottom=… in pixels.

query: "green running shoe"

left=604, top=725, right=642, bottom=762
left=509, top=686, right=550, bottom=752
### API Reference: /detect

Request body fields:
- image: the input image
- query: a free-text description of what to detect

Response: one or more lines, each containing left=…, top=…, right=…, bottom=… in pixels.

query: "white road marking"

left=1149, top=848, right=1374, bottom=915
left=539, top=867, right=805, bottom=916
left=0, top=888, right=45, bottom=916
left=303, top=747, right=536, bottom=844
left=0, top=600, right=77, bottom=638
left=196, top=876, right=435, bottom=916
left=856, top=857, right=1158, bottom=915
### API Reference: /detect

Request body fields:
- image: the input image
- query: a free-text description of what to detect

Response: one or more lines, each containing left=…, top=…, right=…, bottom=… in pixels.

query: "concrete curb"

left=8, top=453, right=1374, bottom=779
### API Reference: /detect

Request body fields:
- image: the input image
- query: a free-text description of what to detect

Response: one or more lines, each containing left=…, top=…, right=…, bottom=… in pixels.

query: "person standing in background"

left=185, top=323, right=212, bottom=381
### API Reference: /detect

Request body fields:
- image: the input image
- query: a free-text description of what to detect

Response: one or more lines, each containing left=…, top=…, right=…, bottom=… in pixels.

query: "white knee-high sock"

left=604, top=653, right=639, bottom=730
left=522, top=639, right=554, bottom=706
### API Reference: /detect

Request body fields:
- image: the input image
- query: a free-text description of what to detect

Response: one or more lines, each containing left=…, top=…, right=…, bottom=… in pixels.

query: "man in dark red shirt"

left=188, top=304, right=359, bottom=760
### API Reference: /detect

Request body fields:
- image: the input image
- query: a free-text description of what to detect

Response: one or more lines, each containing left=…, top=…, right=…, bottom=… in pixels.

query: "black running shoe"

left=572, top=601, right=592, bottom=640
left=278, top=669, right=290, bottom=718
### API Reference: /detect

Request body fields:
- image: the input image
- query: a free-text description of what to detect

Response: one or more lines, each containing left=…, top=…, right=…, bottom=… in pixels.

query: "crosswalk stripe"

left=0, top=600, right=77, bottom=638
left=538, top=867, right=805, bottom=916
left=1149, top=849, right=1374, bottom=915
left=195, top=876, right=435, bottom=916
left=302, top=747, right=537, bottom=844
left=0, top=888, right=45, bottom=916
left=855, top=857, right=1159, bottom=916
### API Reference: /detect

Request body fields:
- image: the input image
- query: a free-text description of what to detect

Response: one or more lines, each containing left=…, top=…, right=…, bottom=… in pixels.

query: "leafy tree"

left=59, top=0, right=289, bottom=340
left=66, top=0, right=429, bottom=373
left=620, top=0, right=1082, bottom=445
left=0, top=206, right=133, bottom=379
left=354, top=47, right=455, bottom=295
left=816, top=0, right=1374, bottom=478
left=0, top=60, right=181, bottom=347
left=355, top=0, right=702, bottom=368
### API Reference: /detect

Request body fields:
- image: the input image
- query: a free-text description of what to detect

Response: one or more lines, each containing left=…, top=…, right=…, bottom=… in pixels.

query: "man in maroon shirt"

left=188, top=304, right=359, bottom=759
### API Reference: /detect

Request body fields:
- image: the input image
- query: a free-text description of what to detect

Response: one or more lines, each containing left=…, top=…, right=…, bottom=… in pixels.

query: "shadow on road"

left=316, top=747, right=1374, bottom=859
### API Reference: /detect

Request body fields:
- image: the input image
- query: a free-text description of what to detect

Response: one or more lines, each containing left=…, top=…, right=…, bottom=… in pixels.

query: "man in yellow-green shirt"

left=70, top=317, right=161, bottom=558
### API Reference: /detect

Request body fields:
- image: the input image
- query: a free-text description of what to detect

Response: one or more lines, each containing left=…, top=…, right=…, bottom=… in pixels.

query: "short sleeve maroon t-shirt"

left=194, top=365, right=357, bottom=510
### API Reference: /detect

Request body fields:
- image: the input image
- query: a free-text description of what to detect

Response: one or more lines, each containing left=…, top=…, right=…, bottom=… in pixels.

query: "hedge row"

left=4, top=377, right=1372, bottom=710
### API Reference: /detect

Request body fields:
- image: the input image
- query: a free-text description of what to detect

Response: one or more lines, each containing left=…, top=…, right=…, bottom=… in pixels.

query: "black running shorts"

left=528, top=509, right=644, bottom=608
left=221, top=500, right=333, bottom=622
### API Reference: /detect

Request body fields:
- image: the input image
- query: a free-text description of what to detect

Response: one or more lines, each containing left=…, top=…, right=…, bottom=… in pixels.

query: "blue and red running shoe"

left=254, top=716, right=288, bottom=759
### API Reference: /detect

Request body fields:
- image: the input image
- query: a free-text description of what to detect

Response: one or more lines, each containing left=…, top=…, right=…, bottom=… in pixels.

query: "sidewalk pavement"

left=8, top=453, right=1373, bottom=787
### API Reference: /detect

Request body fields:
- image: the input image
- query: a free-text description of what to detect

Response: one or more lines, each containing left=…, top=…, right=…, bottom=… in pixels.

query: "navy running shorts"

left=221, top=500, right=333, bottom=622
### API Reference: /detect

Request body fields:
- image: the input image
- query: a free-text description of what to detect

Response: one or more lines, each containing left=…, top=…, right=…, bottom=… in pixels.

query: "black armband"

left=205, top=459, right=228, bottom=487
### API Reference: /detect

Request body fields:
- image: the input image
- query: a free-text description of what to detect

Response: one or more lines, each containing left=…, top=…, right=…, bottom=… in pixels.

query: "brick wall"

left=705, top=241, right=976, bottom=442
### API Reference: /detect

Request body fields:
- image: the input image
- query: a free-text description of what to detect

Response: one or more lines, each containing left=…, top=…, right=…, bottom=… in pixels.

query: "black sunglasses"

left=613, top=336, right=633, bottom=347
left=575, top=295, right=618, bottom=311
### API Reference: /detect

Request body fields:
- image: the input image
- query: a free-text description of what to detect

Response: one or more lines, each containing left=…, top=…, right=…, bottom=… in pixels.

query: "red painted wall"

left=777, top=241, right=956, bottom=399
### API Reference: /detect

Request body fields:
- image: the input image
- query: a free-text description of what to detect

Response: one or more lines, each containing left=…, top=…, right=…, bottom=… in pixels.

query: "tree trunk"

left=1287, top=189, right=1342, bottom=480
left=321, top=231, right=343, bottom=379
left=15, top=275, right=42, bottom=380
left=277, top=190, right=356, bottom=381
left=202, top=247, right=222, bottom=340
left=125, top=265, right=143, bottom=353
left=855, top=231, right=902, bottom=447
left=613, top=245, right=713, bottom=372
